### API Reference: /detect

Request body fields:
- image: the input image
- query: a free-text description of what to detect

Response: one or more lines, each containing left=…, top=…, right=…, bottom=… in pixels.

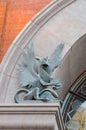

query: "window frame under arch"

left=61, top=71, right=86, bottom=124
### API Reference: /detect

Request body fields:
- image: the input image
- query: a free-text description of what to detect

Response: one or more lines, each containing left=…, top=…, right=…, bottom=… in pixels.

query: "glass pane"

left=61, top=73, right=86, bottom=130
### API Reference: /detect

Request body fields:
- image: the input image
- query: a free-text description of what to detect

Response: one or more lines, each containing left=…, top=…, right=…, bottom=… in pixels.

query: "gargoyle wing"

left=49, top=43, right=64, bottom=72
left=19, top=43, right=38, bottom=87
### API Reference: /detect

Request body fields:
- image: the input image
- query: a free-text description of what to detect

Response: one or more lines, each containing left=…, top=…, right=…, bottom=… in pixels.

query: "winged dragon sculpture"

left=14, top=43, right=64, bottom=103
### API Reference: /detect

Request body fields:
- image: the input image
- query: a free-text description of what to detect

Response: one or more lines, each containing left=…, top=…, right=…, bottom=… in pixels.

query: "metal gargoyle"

left=14, top=43, right=64, bottom=103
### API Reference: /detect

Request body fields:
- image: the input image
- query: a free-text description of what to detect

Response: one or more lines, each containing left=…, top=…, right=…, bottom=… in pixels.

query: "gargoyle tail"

left=39, top=88, right=58, bottom=98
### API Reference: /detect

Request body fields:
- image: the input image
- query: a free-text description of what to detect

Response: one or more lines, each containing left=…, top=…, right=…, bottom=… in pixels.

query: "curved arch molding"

left=1, top=0, right=86, bottom=103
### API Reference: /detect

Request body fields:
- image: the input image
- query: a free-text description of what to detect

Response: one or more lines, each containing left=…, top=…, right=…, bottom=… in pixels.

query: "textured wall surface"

left=0, top=0, right=52, bottom=62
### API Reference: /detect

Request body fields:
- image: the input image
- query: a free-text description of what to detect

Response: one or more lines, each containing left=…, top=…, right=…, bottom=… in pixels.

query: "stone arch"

left=56, top=33, right=86, bottom=100
left=0, top=0, right=86, bottom=103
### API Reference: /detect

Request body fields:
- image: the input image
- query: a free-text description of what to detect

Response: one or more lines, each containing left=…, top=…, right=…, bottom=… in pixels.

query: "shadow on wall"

left=56, top=33, right=86, bottom=100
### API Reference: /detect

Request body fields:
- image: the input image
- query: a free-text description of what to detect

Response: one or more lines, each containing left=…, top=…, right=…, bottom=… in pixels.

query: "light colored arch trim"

left=56, top=33, right=86, bottom=100
left=0, top=0, right=75, bottom=74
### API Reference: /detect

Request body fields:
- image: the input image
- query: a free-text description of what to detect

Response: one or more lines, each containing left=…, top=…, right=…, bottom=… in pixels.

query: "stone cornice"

left=0, top=103, right=64, bottom=130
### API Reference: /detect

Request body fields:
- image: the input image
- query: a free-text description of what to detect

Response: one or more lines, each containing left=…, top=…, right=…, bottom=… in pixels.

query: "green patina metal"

left=14, top=43, right=64, bottom=103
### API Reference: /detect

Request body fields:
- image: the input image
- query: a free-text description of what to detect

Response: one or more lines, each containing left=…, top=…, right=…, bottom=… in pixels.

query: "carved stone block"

left=0, top=103, right=64, bottom=130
